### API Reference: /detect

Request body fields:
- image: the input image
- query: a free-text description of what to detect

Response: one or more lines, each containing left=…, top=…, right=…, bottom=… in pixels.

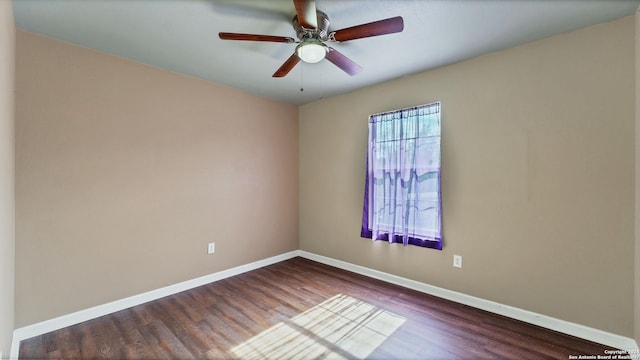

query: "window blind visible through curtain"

left=361, top=102, right=442, bottom=250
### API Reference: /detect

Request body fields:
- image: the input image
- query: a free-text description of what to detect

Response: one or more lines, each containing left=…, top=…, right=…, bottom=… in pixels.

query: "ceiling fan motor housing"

left=293, top=10, right=330, bottom=41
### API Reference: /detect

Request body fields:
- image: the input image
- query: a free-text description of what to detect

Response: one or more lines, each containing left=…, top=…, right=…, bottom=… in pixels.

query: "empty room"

left=1, top=0, right=640, bottom=359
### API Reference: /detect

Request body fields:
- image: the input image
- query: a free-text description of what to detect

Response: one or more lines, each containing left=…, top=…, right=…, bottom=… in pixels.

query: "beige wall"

left=0, top=0, right=15, bottom=355
left=300, top=17, right=635, bottom=336
left=15, top=31, right=298, bottom=327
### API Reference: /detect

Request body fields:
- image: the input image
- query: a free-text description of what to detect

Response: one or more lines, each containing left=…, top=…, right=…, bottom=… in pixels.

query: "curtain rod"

left=368, top=101, right=440, bottom=118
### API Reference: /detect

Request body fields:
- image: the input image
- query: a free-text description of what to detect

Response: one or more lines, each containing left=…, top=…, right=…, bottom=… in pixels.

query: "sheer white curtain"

left=361, top=102, right=442, bottom=249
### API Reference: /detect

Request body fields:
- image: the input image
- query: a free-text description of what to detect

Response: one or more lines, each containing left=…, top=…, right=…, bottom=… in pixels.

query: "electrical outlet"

left=207, top=242, right=215, bottom=254
left=453, top=255, right=462, bottom=268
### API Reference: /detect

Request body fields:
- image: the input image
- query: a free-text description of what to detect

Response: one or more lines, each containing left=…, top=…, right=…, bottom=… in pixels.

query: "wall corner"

left=634, top=4, right=640, bottom=351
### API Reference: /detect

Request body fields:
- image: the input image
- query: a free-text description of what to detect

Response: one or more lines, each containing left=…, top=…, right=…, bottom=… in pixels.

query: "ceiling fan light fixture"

left=296, top=41, right=327, bottom=63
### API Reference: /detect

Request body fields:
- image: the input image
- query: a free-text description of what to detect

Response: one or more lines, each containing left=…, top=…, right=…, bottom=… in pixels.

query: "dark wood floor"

left=20, top=257, right=620, bottom=359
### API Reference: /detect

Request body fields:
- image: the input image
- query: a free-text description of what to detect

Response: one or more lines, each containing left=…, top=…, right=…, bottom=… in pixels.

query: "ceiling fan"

left=219, top=0, right=404, bottom=78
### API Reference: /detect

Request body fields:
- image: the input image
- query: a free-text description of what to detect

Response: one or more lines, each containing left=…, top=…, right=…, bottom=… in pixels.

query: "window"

left=361, top=102, right=442, bottom=250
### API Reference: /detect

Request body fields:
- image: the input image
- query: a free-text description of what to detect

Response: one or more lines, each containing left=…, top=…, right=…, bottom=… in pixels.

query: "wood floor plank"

left=89, top=316, right=125, bottom=359
left=130, top=305, right=155, bottom=327
left=19, top=257, right=623, bottom=359
left=74, top=321, right=102, bottom=359
left=138, top=319, right=194, bottom=360
left=197, top=313, right=247, bottom=347
left=116, top=328, right=156, bottom=360
left=18, top=331, right=43, bottom=359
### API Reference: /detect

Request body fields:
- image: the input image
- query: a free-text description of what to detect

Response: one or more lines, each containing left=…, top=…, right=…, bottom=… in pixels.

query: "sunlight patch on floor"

left=231, top=294, right=406, bottom=360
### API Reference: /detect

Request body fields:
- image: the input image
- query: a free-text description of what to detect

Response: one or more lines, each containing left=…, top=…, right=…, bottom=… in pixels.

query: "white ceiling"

left=13, top=0, right=640, bottom=105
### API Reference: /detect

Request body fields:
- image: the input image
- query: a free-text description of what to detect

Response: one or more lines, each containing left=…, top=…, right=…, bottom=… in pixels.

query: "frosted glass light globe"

left=296, top=42, right=327, bottom=63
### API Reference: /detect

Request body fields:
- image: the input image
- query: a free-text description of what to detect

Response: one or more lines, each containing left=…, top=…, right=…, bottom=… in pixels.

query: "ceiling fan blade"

left=273, top=53, right=301, bottom=77
left=331, top=16, right=404, bottom=42
left=293, top=0, right=318, bottom=30
left=219, top=32, right=295, bottom=43
left=325, top=47, right=362, bottom=76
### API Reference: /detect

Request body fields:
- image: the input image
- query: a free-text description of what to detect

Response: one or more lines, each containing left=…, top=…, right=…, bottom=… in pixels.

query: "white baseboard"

left=9, top=249, right=639, bottom=359
left=9, top=250, right=299, bottom=359
left=297, top=250, right=640, bottom=355
left=9, top=337, right=15, bottom=360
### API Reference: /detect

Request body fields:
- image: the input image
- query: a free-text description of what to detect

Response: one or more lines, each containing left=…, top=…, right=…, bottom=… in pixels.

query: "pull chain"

left=300, top=62, right=304, bottom=92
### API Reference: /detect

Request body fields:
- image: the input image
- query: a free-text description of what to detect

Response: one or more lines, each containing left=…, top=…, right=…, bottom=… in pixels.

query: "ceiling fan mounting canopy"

left=218, top=0, right=404, bottom=78
left=293, top=10, right=330, bottom=41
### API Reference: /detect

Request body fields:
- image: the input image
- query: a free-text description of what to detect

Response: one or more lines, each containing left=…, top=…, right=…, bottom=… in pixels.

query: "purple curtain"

left=361, top=102, right=442, bottom=250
